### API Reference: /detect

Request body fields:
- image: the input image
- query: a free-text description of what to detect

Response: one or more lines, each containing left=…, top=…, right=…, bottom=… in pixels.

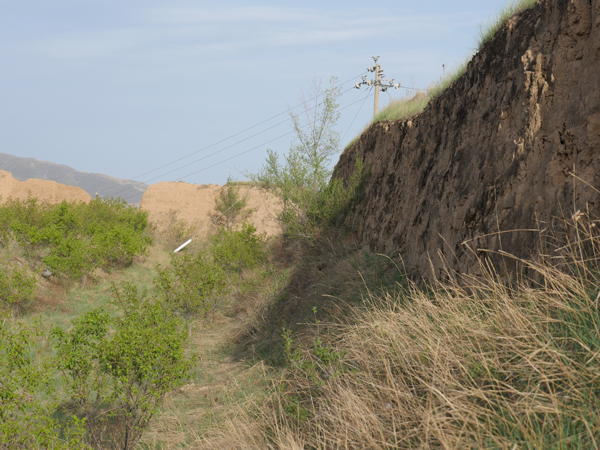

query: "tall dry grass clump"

left=199, top=216, right=600, bottom=449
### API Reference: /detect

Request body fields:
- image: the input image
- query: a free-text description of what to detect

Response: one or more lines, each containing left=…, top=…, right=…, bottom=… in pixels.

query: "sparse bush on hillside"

left=157, top=209, right=197, bottom=246
left=51, top=282, right=194, bottom=450
left=0, top=197, right=151, bottom=286
left=210, top=222, right=268, bottom=277
left=0, top=262, right=37, bottom=311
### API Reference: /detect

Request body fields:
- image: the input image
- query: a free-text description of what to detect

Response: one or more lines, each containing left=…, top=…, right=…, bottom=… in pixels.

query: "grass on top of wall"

left=344, top=0, right=537, bottom=151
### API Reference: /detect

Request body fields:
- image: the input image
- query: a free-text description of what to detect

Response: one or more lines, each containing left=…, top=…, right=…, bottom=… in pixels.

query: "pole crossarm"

left=354, top=56, right=400, bottom=116
left=354, top=56, right=401, bottom=92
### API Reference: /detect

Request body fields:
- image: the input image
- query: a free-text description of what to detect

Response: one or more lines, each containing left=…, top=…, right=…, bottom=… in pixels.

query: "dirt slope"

left=0, top=170, right=91, bottom=203
left=335, top=0, right=600, bottom=278
left=140, top=182, right=282, bottom=239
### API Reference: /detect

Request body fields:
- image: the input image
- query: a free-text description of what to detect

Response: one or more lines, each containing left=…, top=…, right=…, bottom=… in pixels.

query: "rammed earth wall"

left=334, top=0, right=600, bottom=278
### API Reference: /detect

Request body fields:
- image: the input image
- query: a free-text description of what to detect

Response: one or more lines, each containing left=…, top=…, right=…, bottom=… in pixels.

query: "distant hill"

left=0, top=153, right=148, bottom=204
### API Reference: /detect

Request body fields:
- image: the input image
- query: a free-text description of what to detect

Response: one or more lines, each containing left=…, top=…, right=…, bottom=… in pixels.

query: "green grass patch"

left=477, top=0, right=537, bottom=51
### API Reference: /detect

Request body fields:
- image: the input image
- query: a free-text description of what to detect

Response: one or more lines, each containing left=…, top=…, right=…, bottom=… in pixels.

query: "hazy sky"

left=0, top=0, right=509, bottom=199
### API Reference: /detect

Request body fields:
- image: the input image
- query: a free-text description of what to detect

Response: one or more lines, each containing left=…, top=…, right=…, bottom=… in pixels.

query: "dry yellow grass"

left=197, top=216, right=600, bottom=449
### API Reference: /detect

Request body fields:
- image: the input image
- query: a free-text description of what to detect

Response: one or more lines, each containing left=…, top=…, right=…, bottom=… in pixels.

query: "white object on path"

left=174, top=239, right=192, bottom=253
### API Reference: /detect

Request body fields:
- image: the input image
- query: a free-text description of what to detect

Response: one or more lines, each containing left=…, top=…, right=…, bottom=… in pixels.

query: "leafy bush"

left=210, top=222, right=268, bottom=276
left=52, top=282, right=194, bottom=450
left=1, top=198, right=52, bottom=263
left=0, top=262, right=37, bottom=310
left=0, top=315, right=88, bottom=449
left=0, top=197, right=152, bottom=286
left=256, top=154, right=368, bottom=240
left=155, top=253, right=228, bottom=320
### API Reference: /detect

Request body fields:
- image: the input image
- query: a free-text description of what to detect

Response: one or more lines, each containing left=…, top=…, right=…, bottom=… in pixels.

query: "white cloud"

left=141, top=6, right=322, bottom=25
left=23, top=5, right=482, bottom=61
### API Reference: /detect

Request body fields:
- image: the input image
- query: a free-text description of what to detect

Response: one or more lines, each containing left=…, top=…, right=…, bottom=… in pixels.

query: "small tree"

left=213, top=176, right=254, bottom=231
left=52, top=283, right=194, bottom=450
left=289, top=76, right=341, bottom=193
left=248, top=76, right=369, bottom=239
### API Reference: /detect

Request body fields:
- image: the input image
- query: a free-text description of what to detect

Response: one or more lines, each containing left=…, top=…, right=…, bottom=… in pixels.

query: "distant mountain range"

left=0, top=153, right=148, bottom=204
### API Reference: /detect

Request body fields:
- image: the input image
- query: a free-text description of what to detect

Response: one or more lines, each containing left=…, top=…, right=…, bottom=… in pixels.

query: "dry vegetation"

left=6, top=192, right=598, bottom=448
left=196, top=215, right=600, bottom=449
left=4, top=188, right=599, bottom=449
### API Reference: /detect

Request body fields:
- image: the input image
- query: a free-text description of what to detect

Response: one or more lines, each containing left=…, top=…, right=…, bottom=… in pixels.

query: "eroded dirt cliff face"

left=0, top=170, right=91, bottom=204
left=335, top=0, right=600, bottom=278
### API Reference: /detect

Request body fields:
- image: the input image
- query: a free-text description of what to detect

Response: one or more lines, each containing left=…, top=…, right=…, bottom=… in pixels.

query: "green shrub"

left=155, top=253, right=228, bottom=320
left=72, top=197, right=152, bottom=271
left=213, top=177, right=255, bottom=231
left=0, top=262, right=37, bottom=310
left=2, top=198, right=52, bottom=263
left=0, top=315, right=88, bottom=449
left=210, top=222, right=268, bottom=275
left=250, top=77, right=349, bottom=240
left=51, top=282, right=194, bottom=450
left=0, top=197, right=152, bottom=286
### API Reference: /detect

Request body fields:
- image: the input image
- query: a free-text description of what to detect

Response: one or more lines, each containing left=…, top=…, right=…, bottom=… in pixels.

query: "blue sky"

left=0, top=0, right=508, bottom=197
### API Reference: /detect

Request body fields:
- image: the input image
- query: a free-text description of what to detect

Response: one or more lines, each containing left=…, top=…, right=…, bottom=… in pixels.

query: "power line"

left=341, top=87, right=373, bottom=143
left=93, top=73, right=368, bottom=197
left=111, top=83, right=363, bottom=198
left=122, top=90, right=374, bottom=202
left=401, top=86, right=428, bottom=92
left=111, top=85, right=371, bottom=200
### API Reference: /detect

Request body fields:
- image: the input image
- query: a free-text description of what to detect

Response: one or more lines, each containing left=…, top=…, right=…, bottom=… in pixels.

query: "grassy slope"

left=9, top=210, right=600, bottom=449
left=2, top=235, right=279, bottom=450
left=195, top=220, right=600, bottom=450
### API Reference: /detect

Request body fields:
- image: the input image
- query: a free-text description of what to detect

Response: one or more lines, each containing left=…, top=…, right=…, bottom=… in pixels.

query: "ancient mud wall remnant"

left=0, top=170, right=91, bottom=204
left=335, top=0, right=600, bottom=278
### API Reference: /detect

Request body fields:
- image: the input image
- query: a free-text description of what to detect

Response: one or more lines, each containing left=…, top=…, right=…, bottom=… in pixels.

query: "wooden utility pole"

left=373, top=56, right=380, bottom=116
left=354, top=56, right=400, bottom=118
